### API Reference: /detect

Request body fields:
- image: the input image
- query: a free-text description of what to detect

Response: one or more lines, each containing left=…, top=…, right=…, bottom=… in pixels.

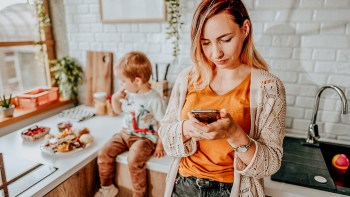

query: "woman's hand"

left=182, top=113, right=207, bottom=141
left=201, top=108, right=242, bottom=140
left=184, top=108, right=255, bottom=164
left=184, top=108, right=243, bottom=141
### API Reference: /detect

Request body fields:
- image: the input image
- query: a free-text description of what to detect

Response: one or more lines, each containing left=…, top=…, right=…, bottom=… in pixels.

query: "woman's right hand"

left=182, top=112, right=207, bottom=141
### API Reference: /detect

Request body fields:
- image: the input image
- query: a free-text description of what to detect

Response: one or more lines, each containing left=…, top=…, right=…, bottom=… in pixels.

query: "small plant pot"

left=0, top=105, right=15, bottom=118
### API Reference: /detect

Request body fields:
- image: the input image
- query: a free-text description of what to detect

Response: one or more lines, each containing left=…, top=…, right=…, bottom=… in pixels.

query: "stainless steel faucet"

left=306, top=85, right=348, bottom=144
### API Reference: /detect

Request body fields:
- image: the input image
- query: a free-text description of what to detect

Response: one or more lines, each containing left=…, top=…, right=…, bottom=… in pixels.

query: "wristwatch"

left=231, top=137, right=252, bottom=153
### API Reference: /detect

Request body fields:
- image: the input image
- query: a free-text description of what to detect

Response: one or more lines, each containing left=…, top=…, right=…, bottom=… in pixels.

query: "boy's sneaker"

left=94, top=184, right=119, bottom=197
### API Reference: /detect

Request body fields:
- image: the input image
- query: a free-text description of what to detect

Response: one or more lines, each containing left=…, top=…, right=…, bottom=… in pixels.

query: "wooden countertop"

left=0, top=100, right=71, bottom=128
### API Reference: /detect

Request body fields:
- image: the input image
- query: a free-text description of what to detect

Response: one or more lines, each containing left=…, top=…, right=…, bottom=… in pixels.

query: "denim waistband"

left=179, top=174, right=233, bottom=190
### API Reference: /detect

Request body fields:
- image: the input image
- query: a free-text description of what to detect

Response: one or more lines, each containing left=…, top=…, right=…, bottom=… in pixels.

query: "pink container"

left=17, top=87, right=59, bottom=109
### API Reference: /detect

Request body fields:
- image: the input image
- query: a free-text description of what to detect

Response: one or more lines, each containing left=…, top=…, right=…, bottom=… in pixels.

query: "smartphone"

left=191, top=109, right=220, bottom=124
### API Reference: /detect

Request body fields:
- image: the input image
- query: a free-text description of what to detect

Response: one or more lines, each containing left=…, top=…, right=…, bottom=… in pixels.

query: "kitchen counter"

left=0, top=106, right=120, bottom=196
left=0, top=105, right=348, bottom=197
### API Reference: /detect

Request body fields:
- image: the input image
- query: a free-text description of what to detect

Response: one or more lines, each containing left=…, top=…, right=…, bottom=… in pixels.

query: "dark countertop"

left=272, top=136, right=350, bottom=196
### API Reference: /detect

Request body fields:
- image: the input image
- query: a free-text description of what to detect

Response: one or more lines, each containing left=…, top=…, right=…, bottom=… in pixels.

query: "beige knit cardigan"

left=159, top=67, right=286, bottom=197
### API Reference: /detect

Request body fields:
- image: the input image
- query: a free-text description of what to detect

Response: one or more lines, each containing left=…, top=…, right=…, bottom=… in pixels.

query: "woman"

left=159, top=0, right=286, bottom=197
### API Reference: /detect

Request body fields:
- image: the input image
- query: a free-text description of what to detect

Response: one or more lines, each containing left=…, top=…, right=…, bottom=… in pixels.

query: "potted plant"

left=51, top=56, right=84, bottom=105
left=0, top=94, right=15, bottom=117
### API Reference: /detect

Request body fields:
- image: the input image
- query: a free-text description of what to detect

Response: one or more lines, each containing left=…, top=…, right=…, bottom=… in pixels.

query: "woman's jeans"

left=172, top=174, right=232, bottom=197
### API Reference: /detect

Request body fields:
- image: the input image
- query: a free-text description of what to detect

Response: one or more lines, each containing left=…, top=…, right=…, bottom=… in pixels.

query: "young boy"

left=95, top=51, right=166, bottom=197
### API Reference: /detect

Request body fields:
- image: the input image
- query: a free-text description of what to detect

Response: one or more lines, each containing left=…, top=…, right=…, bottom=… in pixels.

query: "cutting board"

left=85, top=51, right=113, bottom=106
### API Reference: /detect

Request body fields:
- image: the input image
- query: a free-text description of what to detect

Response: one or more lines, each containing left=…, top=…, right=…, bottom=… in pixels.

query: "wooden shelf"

left=0, top=99, right=72, bottom=128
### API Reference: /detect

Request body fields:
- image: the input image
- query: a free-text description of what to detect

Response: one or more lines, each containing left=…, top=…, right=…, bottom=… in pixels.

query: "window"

left=0, top=0, right=55, bottom=96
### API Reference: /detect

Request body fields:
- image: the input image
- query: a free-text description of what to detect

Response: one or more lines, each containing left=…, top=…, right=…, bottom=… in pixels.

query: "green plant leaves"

left=33, top=0, right=51, bottom=62
left=51, top=56, right=84, bottom=106
left=165, top=0, right=183, bottom=63
left=1, top=94, right=12, bottom=108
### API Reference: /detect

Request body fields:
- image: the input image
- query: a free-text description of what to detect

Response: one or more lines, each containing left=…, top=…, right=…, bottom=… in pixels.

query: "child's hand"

left=153, top=143, right=165, bottom=158
left=113, top=89, right=126, bottom=100
left=111, top=89, right=126, bottom=114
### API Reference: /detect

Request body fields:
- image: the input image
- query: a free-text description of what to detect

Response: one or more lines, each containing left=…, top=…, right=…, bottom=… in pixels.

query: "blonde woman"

left=159, top=0, right=286, bottom=196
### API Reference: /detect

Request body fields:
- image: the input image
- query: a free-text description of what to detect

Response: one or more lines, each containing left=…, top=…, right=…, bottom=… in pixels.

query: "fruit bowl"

left=21, top=125, right=50, bottom=141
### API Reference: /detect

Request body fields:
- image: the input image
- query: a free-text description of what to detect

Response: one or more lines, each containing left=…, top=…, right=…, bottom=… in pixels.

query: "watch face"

left=231, top=138, right=252, bottom=153
left=237, top=147, right=248, bottom=153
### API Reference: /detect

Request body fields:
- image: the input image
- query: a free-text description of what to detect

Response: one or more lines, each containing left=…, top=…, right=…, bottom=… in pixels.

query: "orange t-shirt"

left=179, top=74, right=251, bottom=183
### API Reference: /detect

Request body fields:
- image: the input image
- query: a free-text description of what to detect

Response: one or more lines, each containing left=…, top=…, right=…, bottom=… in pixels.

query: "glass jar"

left=94, top=92, right=107, bottom=115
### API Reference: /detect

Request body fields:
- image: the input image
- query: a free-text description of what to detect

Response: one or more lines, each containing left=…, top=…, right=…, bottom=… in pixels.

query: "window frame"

left=0, top=0, right=67, bottom=129
left=0, top=0, right=56, bottom=88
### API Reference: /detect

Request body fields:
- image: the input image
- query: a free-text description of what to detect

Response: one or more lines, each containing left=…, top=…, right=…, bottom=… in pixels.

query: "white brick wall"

left=62, top=0, right=350, bottom=142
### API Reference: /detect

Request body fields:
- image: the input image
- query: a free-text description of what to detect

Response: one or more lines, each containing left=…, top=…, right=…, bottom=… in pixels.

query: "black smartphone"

left=191, top=109, right=220, bottom=124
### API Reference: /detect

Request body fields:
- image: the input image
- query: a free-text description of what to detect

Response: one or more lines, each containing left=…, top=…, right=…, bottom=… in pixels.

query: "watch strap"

left=231, top=137, right=252, bottom=153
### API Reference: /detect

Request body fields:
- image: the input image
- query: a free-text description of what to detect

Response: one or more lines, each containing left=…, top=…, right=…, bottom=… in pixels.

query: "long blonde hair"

left=190, top=0, right=268, bottom=89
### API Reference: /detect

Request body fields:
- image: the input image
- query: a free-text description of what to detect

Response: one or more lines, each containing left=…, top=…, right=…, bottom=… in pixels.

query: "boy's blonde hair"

left=115, top=51, right=152, bottom=83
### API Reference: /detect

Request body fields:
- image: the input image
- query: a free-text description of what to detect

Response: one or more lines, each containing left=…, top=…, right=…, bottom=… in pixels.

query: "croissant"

left=57, top=142, right=72, bottom=152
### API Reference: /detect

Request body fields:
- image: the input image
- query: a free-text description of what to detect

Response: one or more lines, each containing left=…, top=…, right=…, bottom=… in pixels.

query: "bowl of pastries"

left=40, top=127, right=94, bottom=155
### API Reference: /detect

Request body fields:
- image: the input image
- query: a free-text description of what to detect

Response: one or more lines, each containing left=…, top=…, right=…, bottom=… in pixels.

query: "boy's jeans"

left=97, top=129, right=155, bottom=197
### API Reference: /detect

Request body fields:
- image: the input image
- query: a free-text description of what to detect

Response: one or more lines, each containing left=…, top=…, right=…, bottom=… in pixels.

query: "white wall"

left=61, top=0, right=350, bottom=142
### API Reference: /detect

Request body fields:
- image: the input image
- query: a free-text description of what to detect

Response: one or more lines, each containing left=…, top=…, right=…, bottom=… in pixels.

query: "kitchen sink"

left=271, top=136, right=350, bottom=196
left=319, top=141, right=350, bottom=194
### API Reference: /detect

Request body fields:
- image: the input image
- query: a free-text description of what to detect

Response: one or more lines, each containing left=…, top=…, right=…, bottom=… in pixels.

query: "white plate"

left=40, top=142, right=92, bottom=155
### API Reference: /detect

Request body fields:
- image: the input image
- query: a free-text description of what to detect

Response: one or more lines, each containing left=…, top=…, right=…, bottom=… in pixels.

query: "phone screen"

left=191, top=109, right=220, bottom=124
